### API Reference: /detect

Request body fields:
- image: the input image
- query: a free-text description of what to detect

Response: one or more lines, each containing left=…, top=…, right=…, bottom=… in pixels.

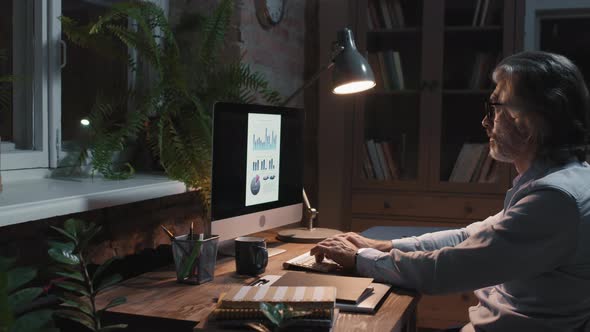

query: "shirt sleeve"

left=356, top=190, right=579, bottom=295
left=390, top=211, right=502, bottom=252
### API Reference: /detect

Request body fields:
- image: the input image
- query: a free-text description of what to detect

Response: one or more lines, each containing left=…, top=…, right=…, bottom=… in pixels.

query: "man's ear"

left=521, top=112, right=548, bottom=147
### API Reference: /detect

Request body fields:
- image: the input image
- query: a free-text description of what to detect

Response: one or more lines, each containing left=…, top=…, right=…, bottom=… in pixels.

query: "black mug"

left=235, top=236, right=268, bottom=275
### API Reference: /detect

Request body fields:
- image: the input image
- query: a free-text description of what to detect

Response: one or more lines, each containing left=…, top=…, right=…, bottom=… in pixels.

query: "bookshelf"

left=349, top=0, right=518, bottom=231
left=330, top=1, right=518, bottom=328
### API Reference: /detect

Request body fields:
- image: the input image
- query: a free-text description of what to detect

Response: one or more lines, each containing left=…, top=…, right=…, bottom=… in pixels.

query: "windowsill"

left=0, top=173, right=188, bottom=227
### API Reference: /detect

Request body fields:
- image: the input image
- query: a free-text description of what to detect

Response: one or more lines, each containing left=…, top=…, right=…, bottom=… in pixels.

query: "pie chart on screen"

left=250, top=175, right=261, bottom=195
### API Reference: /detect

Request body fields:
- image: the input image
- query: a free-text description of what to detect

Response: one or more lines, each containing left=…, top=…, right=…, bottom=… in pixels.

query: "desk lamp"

left=277, top=28, right=376, bottom=243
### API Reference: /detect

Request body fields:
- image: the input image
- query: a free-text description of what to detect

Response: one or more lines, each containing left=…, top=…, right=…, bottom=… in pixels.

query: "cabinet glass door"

left=437, top=0, right=507, bottom=190
left=359, top=0, right=424, bottom=184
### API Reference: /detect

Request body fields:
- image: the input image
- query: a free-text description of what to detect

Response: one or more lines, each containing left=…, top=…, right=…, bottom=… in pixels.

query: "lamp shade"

left=332, top=28, right=376, bottom=94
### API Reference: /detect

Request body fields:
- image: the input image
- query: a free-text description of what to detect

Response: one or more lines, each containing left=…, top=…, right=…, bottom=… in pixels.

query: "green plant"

left=63, top=92, right=144, bottom=180
left=60, top=0, right=283, bottom=215
left=48, top=219, right=126, bottom=331
left=0, top=257, right=55, bottom=332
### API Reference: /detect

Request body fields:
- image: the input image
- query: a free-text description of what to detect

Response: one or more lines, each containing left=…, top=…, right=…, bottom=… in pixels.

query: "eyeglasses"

left=484, top=100, right=508, bottom=120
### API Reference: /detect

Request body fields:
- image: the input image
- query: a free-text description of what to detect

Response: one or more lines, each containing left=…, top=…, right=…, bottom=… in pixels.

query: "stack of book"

left=207, top=285, right=337, bottom=330
left=449, top=143, right=499, bottom=183
left=364, top=139, right=400, bottom=181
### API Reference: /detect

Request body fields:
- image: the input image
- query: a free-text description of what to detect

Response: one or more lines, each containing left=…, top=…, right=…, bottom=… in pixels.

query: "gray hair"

left=492, top=51, right=590, bottom=163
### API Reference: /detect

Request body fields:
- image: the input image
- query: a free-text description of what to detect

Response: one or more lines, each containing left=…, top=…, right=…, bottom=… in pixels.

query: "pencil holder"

left=172, top=234, right=219, bottom=284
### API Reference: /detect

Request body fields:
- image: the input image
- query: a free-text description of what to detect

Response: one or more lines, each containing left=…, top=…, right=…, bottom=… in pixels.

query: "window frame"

left=2, top=0, right=49, bottom=171
left=2, top=0, right=169, bottom=174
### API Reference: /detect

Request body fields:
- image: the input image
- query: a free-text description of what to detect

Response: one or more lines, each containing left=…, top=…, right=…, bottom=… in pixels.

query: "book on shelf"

left=368, top=0, right=384, bottom=29
left=476, top=152, right=494, bottom=183
left=367, top=0, right=405, bottom=29
left=472, top=0, right=482, bottom=26
left=479, top=0, right=491, bottom=26
left=380, top=141, right=400, bottom=180
left=470, top=146, right=490, bottom=182
left=378, top=51, right=405, bottom=90
left=473, top=0, right=493, bottom=27
left=449, top=143, right=488, bottom=182
left=367, top=5, right=375, bottom=30
left=374, top=141, right=391, bottom=181
left=363, top=141, right=377, bottom=179
left=484, top=159, right=501, bottom=183
left=392, top=51, right=405, bottom=90
left=377, top=0, right=394, bottom=29
left=376, top=52, right=391, bottom=90
left=366, top=139, right=386, bottom=180
left=389, top=0, right=405, bottom=27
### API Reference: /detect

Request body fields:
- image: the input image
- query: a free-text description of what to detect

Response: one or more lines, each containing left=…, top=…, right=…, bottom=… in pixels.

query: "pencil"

left=160, top=225, right=175, bottom=241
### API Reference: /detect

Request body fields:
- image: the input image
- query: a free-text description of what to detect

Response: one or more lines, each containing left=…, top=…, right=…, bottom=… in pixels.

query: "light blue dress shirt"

left=355, top=159, right=590, bottom=332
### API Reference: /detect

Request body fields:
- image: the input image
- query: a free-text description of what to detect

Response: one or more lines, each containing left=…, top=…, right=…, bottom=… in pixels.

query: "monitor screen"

left=211, top=102, right=303, bottom=245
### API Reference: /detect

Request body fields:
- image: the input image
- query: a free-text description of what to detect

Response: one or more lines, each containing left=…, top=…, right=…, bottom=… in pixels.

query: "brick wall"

left=0, top=191, right=204, bottom=268
left=239, top=0, right=305, bottom=107
left=170, top=0, right=305, bottom=107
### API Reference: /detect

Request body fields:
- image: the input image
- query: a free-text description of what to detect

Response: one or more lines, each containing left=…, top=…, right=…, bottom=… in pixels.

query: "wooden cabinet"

left=317, top=0, right=520, bottom=329
left=350, top=0, right=519, bottom=227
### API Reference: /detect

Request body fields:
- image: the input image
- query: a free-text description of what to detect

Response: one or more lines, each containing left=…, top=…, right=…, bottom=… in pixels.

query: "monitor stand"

left=277, top=227, right=342, bottom=243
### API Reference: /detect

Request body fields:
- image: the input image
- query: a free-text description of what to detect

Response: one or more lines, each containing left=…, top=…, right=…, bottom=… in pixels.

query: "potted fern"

left=60, top=0, right=282, bottom=219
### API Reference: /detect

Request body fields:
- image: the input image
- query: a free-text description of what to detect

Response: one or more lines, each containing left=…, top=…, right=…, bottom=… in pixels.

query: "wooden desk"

left=95, top=228, right=420, bottom=332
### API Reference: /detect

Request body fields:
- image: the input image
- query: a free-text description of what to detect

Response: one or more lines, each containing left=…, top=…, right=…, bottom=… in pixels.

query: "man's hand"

left=310, top=237, right=359, bottom=270
left=334, top=232, right=393, bottom=252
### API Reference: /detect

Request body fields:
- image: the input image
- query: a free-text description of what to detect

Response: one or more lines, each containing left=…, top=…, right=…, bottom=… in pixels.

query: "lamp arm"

left=280, top=46, right=345, bottom=107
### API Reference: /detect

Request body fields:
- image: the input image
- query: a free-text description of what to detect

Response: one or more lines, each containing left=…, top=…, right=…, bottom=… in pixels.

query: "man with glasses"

left=311, top=51, right=590, bottom=332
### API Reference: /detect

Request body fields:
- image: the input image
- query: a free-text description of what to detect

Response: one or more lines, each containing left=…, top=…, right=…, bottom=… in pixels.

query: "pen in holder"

left=171, top=234, right=220, bottom=284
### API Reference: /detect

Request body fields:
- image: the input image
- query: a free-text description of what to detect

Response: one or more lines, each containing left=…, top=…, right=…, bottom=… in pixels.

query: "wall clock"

left=255, top=0, right=285, bottom=29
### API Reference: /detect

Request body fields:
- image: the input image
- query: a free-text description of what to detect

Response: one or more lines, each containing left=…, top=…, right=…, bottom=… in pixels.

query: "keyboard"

left=283, top=251, right=341, bottom=273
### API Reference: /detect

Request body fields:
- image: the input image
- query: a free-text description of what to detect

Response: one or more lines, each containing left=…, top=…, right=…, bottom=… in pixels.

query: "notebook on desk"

left=272, top=271, right=373, bottom=304
left=257, top=272, right=391, bottom=313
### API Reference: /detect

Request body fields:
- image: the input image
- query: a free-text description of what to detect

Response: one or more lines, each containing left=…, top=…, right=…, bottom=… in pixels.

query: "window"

left=1, top=0, right=47, bottom=170
left=0, top=0, right=168, bottom=173
left=59, top=0, right=130, bottom=164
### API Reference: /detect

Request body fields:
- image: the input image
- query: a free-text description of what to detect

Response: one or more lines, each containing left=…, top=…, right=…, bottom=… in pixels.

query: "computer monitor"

left=210, top=102, right=303, bottom=254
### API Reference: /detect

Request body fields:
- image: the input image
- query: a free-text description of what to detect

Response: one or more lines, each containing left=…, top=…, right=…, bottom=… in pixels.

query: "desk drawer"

left=351, top=192, right=502, bottom=221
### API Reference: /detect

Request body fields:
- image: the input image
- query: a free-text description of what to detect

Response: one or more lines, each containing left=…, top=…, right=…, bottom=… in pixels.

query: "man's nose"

left=482, top=115, right=493, bottom=129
